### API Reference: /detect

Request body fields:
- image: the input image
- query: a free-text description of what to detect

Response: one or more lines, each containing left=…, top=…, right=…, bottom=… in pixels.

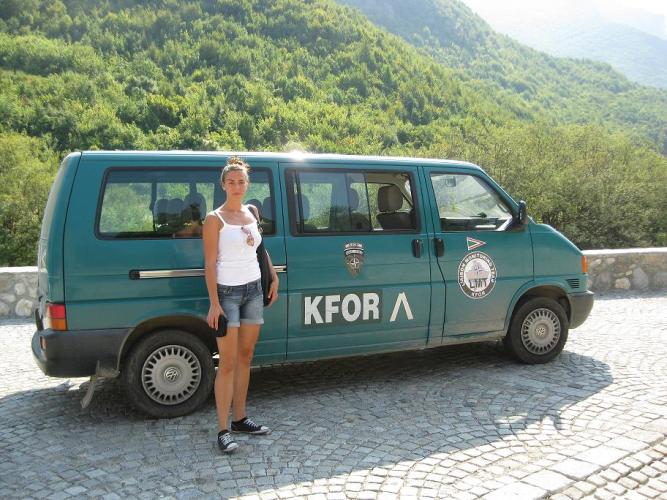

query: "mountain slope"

left=0, top=0, right=521, bottom=154
left=0, top=0, right=665, bottom=265
left=338, top=0, right=667, bottom=152
left=463, top=0, right=667, bottom=89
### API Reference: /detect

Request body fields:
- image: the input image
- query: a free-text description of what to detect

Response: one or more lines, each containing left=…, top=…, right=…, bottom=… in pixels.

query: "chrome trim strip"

left=136, top=266, right=287, bottom=279
left=138, top=269, right=203, bottom=279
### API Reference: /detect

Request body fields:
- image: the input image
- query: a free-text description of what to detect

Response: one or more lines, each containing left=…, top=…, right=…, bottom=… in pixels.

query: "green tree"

left=0, top=132, right=57, bottom=266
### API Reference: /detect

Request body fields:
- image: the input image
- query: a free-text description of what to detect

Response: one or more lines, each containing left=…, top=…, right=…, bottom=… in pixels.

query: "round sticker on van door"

left=458, top=251, right=497, bottom=299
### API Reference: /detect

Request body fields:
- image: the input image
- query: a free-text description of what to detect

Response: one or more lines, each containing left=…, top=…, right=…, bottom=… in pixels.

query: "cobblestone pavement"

left=1, top=292, right=666, bottom=499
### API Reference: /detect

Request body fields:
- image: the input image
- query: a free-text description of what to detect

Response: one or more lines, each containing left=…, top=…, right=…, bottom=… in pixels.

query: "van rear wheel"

left=122, top=330, right=214, bottom=418
left=504, top=297, right=569, bottom=364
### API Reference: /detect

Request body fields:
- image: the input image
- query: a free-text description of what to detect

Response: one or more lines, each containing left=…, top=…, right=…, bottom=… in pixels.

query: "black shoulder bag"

left=249, top=206, right=273, bottom=306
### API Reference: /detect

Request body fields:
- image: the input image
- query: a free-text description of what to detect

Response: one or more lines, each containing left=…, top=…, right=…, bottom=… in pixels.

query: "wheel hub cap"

left=521, top=308, right=561, bottom=355
left=141, top=345, right=201, bottom=405
left=163, top=366, right=181, bottom=383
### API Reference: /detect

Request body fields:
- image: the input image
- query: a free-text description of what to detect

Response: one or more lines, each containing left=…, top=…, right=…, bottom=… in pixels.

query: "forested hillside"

left=339, top=0, right=667, bottom=151
left=462, top=0, right=667, bottom=89
left=0, top=0, right=665, bottom=266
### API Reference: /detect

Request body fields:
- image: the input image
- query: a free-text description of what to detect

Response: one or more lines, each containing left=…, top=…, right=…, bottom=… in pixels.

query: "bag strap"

left=247, top=204, right=262, bottom=228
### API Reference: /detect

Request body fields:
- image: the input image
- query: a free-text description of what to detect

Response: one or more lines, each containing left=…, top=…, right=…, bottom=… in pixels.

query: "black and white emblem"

left=344, top=242, right=364, bottom=276
left=458, top=251, right=497, bottom=299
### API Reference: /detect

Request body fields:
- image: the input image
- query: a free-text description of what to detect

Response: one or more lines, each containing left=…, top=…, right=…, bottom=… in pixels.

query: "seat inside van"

left=153, top=198, right=185, bottom=233
left=153, top=193, right=207, bottom=236
left=183, top=192, right=206, bottom=223
left=333, top=188, right=371, bottom=232
left=297, top=194, right=318, bottom=232
left=376, top=185, right=412, bottom=230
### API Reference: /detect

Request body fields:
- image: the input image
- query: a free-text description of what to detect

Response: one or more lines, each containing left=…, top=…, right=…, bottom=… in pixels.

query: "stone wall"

left=1, top=248, right=666, bottom=317
left=583, top=248, right=667, bottom=293
left=0, top=267, right=38, bottom=318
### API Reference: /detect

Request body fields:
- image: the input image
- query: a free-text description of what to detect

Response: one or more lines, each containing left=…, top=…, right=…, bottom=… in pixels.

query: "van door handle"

left=412, top=239, right=423, bottom=258
left=434, top=238, right=444, bottom=257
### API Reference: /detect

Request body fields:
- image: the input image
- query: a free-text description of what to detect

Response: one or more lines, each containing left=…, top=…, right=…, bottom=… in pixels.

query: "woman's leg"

left=215, top=328, right=239, bottom=431
left=232, top=323, right=260, bottom=421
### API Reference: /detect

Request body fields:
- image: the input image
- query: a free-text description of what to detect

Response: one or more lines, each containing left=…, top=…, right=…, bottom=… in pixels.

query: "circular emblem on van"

left=344, top=242, right=364, bottom=277
left=458, top=251, right=497, bottom=299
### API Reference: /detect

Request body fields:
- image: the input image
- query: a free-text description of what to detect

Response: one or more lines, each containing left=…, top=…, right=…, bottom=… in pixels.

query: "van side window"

left=430, top=173, right=512, bottom=231
left=288, top=170, right=417, bottom=234
left=98, top=168, right=275, bottom=238
left=244, top=173, right=275, bottom=235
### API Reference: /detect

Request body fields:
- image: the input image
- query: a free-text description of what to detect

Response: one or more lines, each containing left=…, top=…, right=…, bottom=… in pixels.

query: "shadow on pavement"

left=1, top=340, right=613, bottom=496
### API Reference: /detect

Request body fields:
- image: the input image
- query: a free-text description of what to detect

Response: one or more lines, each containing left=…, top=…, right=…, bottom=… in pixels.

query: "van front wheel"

left=122, top=330, right=214, bottom=418
left=504, top=297, right=569, bottom=364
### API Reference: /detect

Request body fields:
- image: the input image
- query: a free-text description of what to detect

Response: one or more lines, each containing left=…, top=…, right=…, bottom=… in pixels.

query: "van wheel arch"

left=510, top=286, right=571, bottom=326
left=118, top=315, right=216, bottom=372
left=121, top=327, right=216, bottom=418
left=504, top=291, right=570, bottom=364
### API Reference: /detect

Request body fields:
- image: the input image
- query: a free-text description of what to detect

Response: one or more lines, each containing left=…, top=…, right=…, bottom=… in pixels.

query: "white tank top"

left=211, top=205, right=262, bottom=286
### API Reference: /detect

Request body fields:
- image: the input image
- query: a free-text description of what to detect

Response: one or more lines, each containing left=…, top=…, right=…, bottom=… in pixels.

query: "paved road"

left=1, top=292, right=666, bottom=499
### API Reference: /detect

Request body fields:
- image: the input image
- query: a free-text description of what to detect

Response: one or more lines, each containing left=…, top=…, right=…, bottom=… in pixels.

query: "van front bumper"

left=568, top=290, right=595, bottom=329
left=32, top=328, right=127, bottom=378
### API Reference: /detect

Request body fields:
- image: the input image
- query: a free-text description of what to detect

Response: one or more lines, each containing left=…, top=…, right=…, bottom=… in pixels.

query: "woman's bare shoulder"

left=204, top=210, right=223, bottom=227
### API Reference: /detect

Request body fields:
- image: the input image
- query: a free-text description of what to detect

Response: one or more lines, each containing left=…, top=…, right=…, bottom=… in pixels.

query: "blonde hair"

left=220, top=156, right=250, bottom=185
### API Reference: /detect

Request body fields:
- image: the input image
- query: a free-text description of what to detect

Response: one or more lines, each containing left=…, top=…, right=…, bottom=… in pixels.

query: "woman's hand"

left=207, top=302, right=225, bottom=329
left=267, top=275, right=279, bottom=307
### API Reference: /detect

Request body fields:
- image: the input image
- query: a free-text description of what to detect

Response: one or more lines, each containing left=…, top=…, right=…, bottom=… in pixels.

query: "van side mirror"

left=516, top=200, right=528, bottom=226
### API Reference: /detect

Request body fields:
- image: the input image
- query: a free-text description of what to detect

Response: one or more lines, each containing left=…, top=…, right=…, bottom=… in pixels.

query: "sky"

left=620, top=0, right=667, bottom=18
left=462, top=0, right=667, bottom=39
left=463, top=0, right=667, bottom=19
left=603, top=0, right=667, bottom=35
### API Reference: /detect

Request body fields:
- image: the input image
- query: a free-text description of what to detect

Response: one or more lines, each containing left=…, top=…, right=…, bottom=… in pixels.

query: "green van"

left=33, top=151, right=593, bottom=417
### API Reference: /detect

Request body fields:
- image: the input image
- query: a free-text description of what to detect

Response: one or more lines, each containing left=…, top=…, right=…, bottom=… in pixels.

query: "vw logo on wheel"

left=163, top=366, right=181, bottom=382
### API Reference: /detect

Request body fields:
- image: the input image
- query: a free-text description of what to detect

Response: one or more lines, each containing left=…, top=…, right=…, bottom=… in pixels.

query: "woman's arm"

left=265, top=248, right=279, bottom=306
left=203, top=213, right=223, bottom=328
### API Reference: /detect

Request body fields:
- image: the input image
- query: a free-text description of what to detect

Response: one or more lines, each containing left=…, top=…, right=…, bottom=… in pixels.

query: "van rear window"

left=97, top=168, right=274, bottom=238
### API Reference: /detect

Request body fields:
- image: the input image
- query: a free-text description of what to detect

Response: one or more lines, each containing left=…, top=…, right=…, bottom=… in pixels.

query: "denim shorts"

left=217, top=279, right=264, bottom=329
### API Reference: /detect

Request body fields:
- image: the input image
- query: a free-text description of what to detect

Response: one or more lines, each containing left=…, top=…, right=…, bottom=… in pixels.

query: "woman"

left=203, top=156, right=279, bottom=453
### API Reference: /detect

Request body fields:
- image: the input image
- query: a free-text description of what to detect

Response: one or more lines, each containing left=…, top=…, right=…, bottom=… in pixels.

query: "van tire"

left=503, top=297, right=569, bottom=364
left=122, top=330, right=214, bottom=418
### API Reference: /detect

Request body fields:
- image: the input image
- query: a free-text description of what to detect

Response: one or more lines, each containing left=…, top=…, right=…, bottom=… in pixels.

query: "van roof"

left=78, top=151, right=482, bottom=170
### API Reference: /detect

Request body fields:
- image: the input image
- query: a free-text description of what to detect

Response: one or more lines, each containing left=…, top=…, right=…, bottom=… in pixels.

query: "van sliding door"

left=280, top=162, right=433, bottom=360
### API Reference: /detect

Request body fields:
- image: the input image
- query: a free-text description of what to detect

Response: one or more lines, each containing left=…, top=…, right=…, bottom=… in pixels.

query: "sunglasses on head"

left=241, top=226, right=255, bottom=246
